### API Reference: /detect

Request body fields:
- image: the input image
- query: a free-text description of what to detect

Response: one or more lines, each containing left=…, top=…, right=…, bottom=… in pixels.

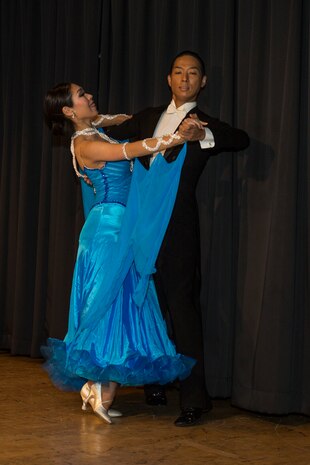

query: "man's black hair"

left=169, top=50, right=206, bottom=76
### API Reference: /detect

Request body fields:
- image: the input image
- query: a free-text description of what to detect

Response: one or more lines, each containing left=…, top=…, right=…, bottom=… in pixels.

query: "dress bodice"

left=83, top=160, right=132, bottom=207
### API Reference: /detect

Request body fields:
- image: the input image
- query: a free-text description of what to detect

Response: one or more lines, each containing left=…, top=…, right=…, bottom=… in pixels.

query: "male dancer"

left=107, top=51, right=249, bottom=426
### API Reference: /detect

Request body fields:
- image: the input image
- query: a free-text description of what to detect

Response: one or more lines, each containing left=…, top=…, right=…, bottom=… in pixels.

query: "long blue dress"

left=42, top=151, right=195, bottom=391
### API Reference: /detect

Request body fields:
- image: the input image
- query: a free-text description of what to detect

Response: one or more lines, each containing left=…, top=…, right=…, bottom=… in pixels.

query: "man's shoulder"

left=192, top=106, right=212, bottom=120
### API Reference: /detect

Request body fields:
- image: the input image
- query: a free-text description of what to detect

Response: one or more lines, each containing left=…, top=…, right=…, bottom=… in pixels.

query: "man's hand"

left=112, top=114, right=132, bottom=126
left=83, top=175, right=93, bottom=187
left=178, top=114, right=208, bottom=141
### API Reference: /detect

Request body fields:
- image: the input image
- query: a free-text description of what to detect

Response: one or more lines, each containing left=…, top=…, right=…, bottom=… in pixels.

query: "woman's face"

left=69, top=83, right=98, bottom=119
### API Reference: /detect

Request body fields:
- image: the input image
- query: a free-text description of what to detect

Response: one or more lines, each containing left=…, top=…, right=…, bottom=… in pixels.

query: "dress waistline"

left=91, top=200, right=126, bottom=211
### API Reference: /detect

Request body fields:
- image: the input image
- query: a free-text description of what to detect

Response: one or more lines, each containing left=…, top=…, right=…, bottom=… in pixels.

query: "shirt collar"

left=166, top=99, right=197, bottom=115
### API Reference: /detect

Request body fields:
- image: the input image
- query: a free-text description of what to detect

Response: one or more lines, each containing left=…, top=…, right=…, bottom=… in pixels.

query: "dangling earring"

left=71, top=111, right=76, bottom=119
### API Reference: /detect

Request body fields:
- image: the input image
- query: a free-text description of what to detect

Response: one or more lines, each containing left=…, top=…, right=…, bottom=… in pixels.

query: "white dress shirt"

left=150, top=100, right=215, bottom=163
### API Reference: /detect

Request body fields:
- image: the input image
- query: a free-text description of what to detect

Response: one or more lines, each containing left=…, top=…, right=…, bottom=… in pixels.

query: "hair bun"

left=44, top=83, right=74, bottom=137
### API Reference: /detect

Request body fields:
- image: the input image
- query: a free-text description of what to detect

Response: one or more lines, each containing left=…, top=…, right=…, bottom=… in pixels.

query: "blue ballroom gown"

left=42, top=149, right=195, bottom=391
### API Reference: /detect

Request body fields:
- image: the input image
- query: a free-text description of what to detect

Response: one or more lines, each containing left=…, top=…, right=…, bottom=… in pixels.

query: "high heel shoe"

left=80, top=383, right=122, bottom=418
left=80, top=382, right=112, bottom=424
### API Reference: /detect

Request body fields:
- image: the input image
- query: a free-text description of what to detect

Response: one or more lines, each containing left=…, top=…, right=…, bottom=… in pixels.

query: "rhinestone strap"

left=92, top=113, right=130, bottom=127
left=122, top=142, right=130, bottom=160
left=141, top=132, right=181, bottom=152
left=70, top=127, right=118, bottom=178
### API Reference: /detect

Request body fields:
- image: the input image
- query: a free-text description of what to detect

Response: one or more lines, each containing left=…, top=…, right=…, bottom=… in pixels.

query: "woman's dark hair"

left=44, top=82, right=74, bottom=136
left=169, top=50, right=206, bottom=76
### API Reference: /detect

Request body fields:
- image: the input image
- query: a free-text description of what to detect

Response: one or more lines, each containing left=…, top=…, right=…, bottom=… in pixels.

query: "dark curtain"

left=0, top=0, right=103, bottom=351
left=0, top=0, right=309, bottom=415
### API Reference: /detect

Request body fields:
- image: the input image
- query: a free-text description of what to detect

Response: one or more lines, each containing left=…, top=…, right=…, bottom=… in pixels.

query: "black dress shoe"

left=145, top=390, right=167, bottom=406
left=174, top=407, right=203, bottom=427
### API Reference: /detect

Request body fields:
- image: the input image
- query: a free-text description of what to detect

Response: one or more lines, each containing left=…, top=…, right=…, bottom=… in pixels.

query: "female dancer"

left=42, top=82, right=203, bottom=424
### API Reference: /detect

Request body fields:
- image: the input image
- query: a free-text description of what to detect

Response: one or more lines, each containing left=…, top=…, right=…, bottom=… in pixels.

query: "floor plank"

left=1, top=354, right=309, bottom=465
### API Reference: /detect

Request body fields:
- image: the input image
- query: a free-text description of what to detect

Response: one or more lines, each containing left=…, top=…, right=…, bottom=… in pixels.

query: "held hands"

left=178, top=114, right=208, bottom=141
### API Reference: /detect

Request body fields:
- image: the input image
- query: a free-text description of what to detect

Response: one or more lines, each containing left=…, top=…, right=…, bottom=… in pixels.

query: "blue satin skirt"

left=42, top=202, right=195, bottom=391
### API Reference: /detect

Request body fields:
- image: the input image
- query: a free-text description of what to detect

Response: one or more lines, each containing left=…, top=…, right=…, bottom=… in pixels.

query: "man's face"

left=167, top=55, right=207, bottom=108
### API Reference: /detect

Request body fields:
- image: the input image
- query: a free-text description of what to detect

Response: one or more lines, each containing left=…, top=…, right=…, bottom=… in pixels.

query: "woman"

left=42, top=82, right=203, bottom=424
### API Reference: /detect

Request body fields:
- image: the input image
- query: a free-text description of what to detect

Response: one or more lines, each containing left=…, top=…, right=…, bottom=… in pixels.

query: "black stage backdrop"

left=0, top=0, right=309, bottom=415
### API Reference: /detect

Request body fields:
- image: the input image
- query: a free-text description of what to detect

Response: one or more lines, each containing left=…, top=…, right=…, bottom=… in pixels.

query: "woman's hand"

left=82, top=175, right=93, bottom=187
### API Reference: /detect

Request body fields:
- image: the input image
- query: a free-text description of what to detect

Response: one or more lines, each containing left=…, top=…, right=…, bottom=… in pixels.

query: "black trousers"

left=148, top=234, right=211, bottom=410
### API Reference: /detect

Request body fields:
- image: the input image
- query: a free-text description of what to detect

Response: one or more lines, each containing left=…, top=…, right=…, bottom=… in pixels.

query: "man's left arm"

left=199, top=127, right=216, bottom=149
left=206, top=116, right=249, bottom=152
left=185, top=112, right=249, bottom=152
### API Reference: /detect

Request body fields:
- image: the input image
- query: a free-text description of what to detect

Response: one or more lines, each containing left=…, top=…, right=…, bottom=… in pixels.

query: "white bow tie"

left=166, top=103, right=187, bottom=118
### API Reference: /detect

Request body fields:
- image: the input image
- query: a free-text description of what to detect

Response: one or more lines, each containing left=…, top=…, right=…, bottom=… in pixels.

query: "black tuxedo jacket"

left=107, top=106, right=248, bottom=404
left=106, top=105, right=249, bottom=240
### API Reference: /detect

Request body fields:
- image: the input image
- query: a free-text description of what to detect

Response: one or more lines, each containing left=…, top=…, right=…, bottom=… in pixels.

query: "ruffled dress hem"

left=41, top=338, right=195, bottom=391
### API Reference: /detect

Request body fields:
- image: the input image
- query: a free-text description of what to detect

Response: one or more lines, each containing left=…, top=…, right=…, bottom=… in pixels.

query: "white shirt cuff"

left=199, top=127, right=215, bottom=148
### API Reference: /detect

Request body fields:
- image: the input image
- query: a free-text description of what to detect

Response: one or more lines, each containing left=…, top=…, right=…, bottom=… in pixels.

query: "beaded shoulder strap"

left=70, top=137, right=86, bottom=178
left=70, top=127, right=118, bottom=178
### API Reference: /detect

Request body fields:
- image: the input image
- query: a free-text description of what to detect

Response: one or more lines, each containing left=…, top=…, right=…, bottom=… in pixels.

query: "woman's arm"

left=92, top=113, right=132, bottom=128
left=76, top=132, right=186, bottom=167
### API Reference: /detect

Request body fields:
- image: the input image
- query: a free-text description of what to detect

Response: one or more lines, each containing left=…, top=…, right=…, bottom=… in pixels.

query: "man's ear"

left=201, top=75, right=207, bottom=89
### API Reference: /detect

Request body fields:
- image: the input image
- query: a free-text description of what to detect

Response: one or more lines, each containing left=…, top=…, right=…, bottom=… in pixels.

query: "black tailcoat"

left=107, top=106, right=249, bottom=408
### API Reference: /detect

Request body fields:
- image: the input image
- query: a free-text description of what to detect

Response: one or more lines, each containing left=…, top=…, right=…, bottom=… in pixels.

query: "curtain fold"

left=0, top=0, right=103, bottom=355
left=232, top=0, right=309, bottom=413
left=0, top=0, right=308, bottom=414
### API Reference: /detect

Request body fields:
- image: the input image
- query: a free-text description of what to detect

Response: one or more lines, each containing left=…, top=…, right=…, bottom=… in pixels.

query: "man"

left=107, top=51, right=249, bottom=426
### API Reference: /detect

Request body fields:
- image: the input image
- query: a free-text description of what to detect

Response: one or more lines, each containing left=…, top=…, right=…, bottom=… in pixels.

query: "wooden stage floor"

left=1, top=353, right=309, bottom=465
